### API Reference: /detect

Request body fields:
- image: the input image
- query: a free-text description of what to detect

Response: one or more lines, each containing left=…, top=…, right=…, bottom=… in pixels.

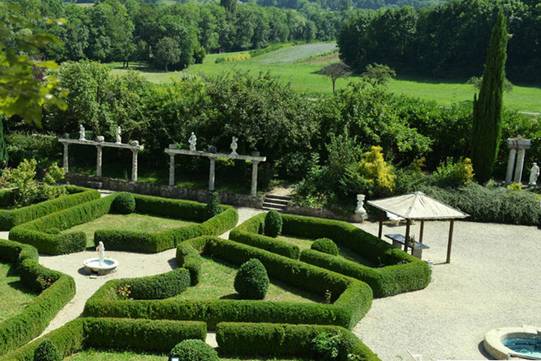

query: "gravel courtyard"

left=355, top=220, right=541, bottom=361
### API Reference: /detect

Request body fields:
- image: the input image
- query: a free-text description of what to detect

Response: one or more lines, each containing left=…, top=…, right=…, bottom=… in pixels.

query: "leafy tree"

left=362, top=63, right=396, bottom=85
left=471, top=10, right=508, bottom=183
left=319, top=62, right=351, bottom=93
left=220, top=0, right=237, bottom=13
left=0, top=117, right=8, bottom=167
left=154, top=37, right=181, bottom=71
left=0, top=2, right=66, bottom=125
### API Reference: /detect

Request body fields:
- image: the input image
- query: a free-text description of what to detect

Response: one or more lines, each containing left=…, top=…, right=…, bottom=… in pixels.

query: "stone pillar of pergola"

left=165, top=145, right=266, bottom=197
left=59, top=137, right=144, bottom=182
left=505, top=138, right=531, bottom=183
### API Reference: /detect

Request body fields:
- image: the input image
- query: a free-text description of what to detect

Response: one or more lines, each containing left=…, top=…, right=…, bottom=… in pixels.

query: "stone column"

left=169, top=154, right=175, bottom=186
left=209, top=157, right=216, bottom=191
left=505, top=148, right=517, bottom=183
left=514, top=148, right=526, bottom=183
left=251, top=161, right=259, bottom=197
left=96, top=145, right=103, bottom=177
left=131, top=149, right=138, bottom=182
left=62, top=143, right=69, bottom=173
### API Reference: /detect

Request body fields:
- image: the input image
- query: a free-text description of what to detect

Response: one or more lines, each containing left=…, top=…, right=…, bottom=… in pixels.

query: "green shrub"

left=312, top=238, right=339, bottom=256
left=0, top=239, right=75, bottom=356
left=117, top=268, right=191, bottom=300
left=111, top=192, right=136, bottom=214
left=312, top=332, right=342, bottom=360
left=234, top=258, right=270, bottom=300
left=33, top=340, right=61, bottom=361
left=169, top=339, right=219, bottom=361
left=216, top=322, right=380, bottom=361
left=431, top=158, right=474, bottom=188
left=264, top=210, right=282, bottom=237
left=206, top=191, right=220, bottom=217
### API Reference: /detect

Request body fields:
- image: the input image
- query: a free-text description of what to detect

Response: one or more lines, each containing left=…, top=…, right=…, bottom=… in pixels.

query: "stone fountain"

left=83, top=241, right=118, bottom=275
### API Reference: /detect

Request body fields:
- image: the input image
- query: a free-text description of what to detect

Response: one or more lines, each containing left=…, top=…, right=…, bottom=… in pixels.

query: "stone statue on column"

left=529, top=162, right=540, bottom=186
left=230, top=136, right=238, bottom=157
left=189, top=132, right=197, bottom=152
left=79, top=124, right=86, bottom=141
left=115, top=126, right=122, bottom=144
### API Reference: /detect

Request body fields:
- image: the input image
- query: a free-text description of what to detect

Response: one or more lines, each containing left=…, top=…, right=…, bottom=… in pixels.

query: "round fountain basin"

left=83, top=258, right=118, bottom=275
left=484, top=326, right=541, bottom=360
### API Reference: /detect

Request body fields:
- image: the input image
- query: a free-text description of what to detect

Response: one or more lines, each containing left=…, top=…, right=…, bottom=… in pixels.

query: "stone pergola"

left=165, top=145, right=266, bottom=197
left=59, top=135, right=144, bottom=182
left=505, top=137, right=531, bottom=183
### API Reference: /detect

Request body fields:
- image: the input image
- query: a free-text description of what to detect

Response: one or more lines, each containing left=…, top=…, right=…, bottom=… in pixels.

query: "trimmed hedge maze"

left=0, top=186, right=100, bottom=231
left=84, top=236, right=373, bottom=329
left=9, top=193, right=239, bottom=255
left=0, top=239, right=75, bottom=356
left=229, top=212, right=431, bottom=297
left=0, top=318, right=379, bottom=361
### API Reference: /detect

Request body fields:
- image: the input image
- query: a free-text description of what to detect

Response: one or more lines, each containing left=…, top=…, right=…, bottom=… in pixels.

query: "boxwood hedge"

left=9, top=193, right=238, bottom=255
left=84, top=236, right=373, bottom=329
left=0, top=318, right=207, bottom=361
left=216, top=322, right=381, bottom=361
left=0, top=239, right=75, bottom=356
left=229, top=213, right=431, bottom=297
left=0, top=186, right=100, bottom=231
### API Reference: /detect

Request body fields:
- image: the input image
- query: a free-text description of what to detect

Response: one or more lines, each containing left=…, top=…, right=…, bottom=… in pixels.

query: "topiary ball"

left=112, top=192, right=136, bottom=214
left=169, top=339, right=219, bottom=361
left=311, top=238, right=339, bottom=256
left=264, top=210, right=282, bottom=237
left=34, top=340, right=61, bottom=361
left=234, top=258, right=269, bottom=300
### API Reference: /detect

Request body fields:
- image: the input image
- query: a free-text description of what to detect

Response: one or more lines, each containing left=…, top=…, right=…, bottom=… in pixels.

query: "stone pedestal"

left=96, top=146, right=103, bottom=177
left=169, top=154, right=175, bottom=186
left=63, top=144, right=69, bottom=173
left=131, top=150, right=138, bottom=182
left=251, top=161, right=259, bottom=196
left=209, top=158, right=216, bottom=191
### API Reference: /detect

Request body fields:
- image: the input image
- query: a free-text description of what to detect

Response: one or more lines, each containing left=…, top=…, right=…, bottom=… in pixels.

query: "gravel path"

left=354, top=220, right=541, bottom=361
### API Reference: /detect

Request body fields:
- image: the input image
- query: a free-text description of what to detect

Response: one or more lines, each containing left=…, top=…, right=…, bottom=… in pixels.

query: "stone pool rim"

left=484, top=326, right=541, bottom=360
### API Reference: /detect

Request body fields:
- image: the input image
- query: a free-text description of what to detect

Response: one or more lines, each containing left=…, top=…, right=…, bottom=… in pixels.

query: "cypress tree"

left=0, top=116, right=8, bottom=167
left=471, top=10, right=509, bottom=183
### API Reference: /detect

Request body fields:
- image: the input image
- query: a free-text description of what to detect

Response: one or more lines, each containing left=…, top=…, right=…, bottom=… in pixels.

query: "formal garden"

left=1, top=0, right=541, bottom=360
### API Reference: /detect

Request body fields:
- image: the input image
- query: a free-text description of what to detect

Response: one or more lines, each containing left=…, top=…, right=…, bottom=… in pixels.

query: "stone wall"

left=66, top=174, right=263, bottom=208
left=285, top=205, right=362, bottom=223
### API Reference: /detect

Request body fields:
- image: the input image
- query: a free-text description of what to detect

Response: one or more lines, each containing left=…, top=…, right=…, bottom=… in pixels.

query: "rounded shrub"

left=234, top=258, right=269, bottom=300
left=311, top=238, right=339, bottom=256
left=169, top=339, right=219, bottom=361
left=206, top=191, right=220, bottom=217
left=112, top=192, right=136, bottom=214
left=264, top=210, right=282, bottom=237
left=34, top=340, right=61, bottom=361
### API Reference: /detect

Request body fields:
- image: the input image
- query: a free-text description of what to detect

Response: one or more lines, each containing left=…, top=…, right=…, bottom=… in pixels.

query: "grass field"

left=0, top=263, right=36, bottom=323
left=174, top=256, right=322, bottom=303
left=111, top=42, right=541, bottom=112
left=65, top=350, right=309, bottom=361
left=62, top=214, right=197, bottom=248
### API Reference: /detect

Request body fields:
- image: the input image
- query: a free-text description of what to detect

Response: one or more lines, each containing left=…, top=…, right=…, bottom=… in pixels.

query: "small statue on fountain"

left=230, top=136, right=238, bottom=157
left=115, top=126, right=122, bottom=144
left=96, top=241, right=105, bottom=265
left=529, top=162, right=540, bottom=186
left=79, top=124, right=86, bottom=141
left=188, top=132, right=197, bottom=152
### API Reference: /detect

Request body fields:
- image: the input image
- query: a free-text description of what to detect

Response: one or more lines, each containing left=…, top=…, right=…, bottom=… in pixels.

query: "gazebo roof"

left=367, top=191, right=469, bottom=221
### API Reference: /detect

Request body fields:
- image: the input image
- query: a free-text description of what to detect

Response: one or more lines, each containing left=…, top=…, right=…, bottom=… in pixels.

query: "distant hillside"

left=258, top=0, right=445, bottom=10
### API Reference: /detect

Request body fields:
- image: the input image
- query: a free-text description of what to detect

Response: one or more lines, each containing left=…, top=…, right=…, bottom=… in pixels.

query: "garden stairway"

left=262, top=194, right=291, bottom=211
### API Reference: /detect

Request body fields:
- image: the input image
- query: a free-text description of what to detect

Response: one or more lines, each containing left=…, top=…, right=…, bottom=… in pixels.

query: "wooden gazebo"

left=367, top=191, right=469, bottom=263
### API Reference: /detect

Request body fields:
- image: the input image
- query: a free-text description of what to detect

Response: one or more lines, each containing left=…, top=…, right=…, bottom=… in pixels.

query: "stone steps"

left=262, top=194, right=292, bottom=211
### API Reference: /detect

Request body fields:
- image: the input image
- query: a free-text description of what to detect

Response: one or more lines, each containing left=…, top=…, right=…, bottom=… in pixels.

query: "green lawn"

left=65, top=350, right=308, bottom=361
left=61, top=214, right=198, bottom=248
left=174, top=256, right=322, bottom=303
left=276, top=235, right=378, bottom=267
left=110, top=42, right=541, bottom=112
left=0, top=263, right=37, bottom=322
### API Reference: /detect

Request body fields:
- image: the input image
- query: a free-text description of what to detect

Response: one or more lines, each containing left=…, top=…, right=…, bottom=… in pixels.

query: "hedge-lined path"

left=355, top=220, right=541, bottom=361
left=34, top=204, right=262, bottom=341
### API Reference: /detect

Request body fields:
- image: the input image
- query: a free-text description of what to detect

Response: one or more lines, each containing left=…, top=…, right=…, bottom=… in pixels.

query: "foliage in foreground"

left=169, top=339, right=219, bottom=361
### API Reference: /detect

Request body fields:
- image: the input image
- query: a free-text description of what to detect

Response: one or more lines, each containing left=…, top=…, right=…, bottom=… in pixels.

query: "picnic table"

left=385, top=233, right=429, bottom=259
